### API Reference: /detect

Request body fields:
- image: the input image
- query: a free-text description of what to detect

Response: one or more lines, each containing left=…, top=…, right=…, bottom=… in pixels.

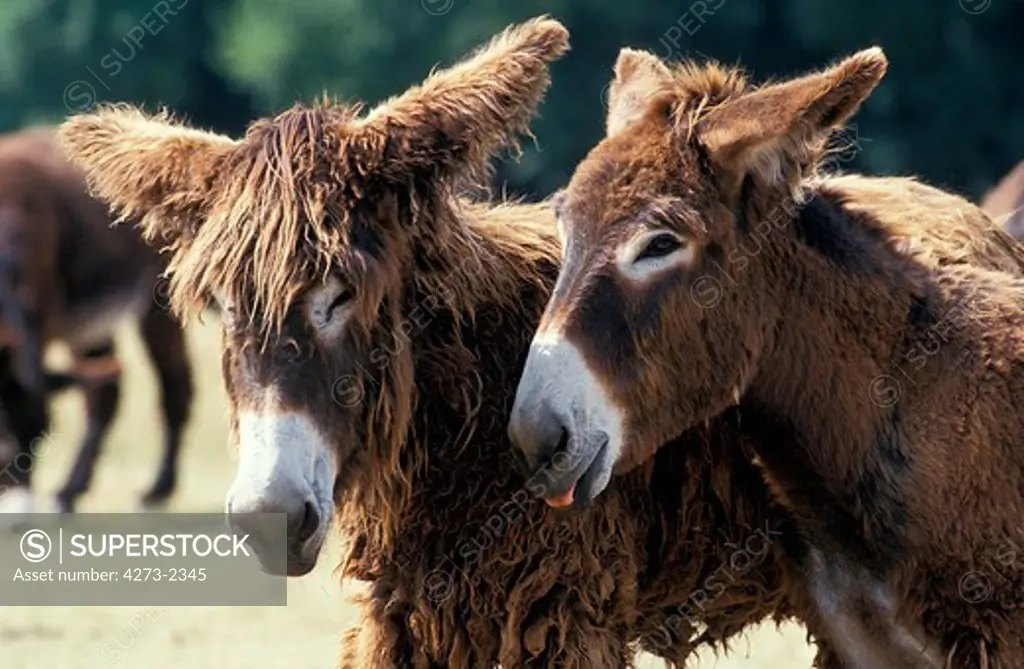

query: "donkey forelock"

left=173, top=103, right=365, bottom=331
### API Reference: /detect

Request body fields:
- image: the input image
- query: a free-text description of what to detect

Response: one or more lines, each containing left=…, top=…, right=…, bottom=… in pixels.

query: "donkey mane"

left=338, top=198, right=560, bottom=554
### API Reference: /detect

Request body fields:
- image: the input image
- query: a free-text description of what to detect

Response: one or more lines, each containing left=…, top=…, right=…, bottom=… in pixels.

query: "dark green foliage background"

left=2, top=0, right=1020, bottom=200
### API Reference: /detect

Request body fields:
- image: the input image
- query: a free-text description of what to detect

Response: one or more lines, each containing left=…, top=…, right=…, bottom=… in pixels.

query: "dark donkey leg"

left=138, top=304, right=192, bottom=508
left=0, top=307, right=52, bottom=517
left=54, top=340, right=121, bottom=513
left=0, top=376, right=49, bottom=518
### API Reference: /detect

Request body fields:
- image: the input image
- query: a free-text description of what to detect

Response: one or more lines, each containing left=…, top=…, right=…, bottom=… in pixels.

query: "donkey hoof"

left=137, top=494, right=170, bottom=512
left=140, top=482, right=174, bottom=510
left=51, top=496, right=75, bottom=514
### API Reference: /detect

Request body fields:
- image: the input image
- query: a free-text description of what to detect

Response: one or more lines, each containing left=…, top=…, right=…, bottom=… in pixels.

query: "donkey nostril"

left=545, top=427, right=574, bottom=468
left=511, top=400, right=573, bottom=470
left=556, top=427, right=570, bottom=453
left=296, top=501, right=320, bottom=544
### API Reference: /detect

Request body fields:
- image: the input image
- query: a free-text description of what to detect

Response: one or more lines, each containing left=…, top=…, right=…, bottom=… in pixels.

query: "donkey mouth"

left=283, top=531, right=327, bottom=576
left=284, top=495, right=334, bottom=576
left=284, top=549, right=320, bottom=577
left=536, top=436, right=610, bottom=510
left=235, top=516, right=327, bottom=578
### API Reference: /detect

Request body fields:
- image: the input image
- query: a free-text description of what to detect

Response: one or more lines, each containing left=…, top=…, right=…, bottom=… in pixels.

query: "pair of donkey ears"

left=57, top=17, right=571, bottom=245
left=606, top=46, right=888, bottom=184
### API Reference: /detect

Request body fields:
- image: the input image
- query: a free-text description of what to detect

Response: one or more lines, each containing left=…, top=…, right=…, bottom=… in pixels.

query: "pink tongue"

left=544, top=483, right=576, bottom=508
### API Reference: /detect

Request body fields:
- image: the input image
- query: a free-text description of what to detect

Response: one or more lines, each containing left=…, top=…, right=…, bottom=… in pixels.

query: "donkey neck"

left=741, top=188, right=936, bottom=557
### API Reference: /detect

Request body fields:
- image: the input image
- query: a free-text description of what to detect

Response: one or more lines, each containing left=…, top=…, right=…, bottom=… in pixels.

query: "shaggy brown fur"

left=510, top=46, right=1024, bottom=668
left=981, top=160, right=1024, bottom=240
left=0, top=127, right=193, bottom=514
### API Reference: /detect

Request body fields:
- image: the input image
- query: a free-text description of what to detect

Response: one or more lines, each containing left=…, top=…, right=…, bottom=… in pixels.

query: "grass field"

left=2, top=316, right=817, bottom=668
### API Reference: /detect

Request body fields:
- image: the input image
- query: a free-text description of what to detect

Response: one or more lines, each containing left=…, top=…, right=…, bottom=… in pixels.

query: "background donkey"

left=0, top=127, right=193, bottom=515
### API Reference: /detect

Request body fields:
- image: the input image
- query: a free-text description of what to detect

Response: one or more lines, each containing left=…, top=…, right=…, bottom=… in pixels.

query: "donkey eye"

left=326, top=289, right=354, bottom=317
left=635, top=234, right=684, bottom=262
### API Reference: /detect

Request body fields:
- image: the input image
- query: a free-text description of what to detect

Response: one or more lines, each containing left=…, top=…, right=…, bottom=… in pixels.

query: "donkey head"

left=509, top=48, right=887, bottom=508
left=60, top=17, right=569, bottom=575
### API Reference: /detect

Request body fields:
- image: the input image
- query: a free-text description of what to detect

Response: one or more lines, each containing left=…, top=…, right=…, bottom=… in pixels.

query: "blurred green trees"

left=0, top=0, right=1020, bottom=200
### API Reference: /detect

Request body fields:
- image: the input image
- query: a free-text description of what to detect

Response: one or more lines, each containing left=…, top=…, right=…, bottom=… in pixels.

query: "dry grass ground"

left=1, top=317, right=816, bottom=668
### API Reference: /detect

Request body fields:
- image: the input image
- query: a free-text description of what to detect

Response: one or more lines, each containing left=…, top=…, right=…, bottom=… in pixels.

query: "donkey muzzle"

left=226, top=492, right=320, bottom=577
left=226, top=410, right=337, bottom=577
left=509, top=333, right=623, bottom=508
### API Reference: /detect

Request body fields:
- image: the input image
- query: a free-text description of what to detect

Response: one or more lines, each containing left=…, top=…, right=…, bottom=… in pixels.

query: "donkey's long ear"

left=700, top=47, right=887, bottom=188
left=606, top=48, right=672, bottom=137
left=58, top=106, right=236, bottom=246
left=352, top=16, right=569, bottom=184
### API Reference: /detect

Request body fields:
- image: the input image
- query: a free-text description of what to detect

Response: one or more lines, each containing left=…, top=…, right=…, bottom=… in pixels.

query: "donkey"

left=58, top=18, right=827, bottom=668
left=0, top=127, right=193, bottom=515
left=510, top=47, right=1024, bottom=667
left=981, top=159, right=1024, bottom=239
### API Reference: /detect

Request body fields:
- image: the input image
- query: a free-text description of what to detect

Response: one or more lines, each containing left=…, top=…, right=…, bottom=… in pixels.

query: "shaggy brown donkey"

left=510, top=47, right=1024, bottom=667
left=0, top=127, right=193, bottom=515
left=59, top=18, right=811, bottom=668
left=981, top=160, right=1024, bottom=239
